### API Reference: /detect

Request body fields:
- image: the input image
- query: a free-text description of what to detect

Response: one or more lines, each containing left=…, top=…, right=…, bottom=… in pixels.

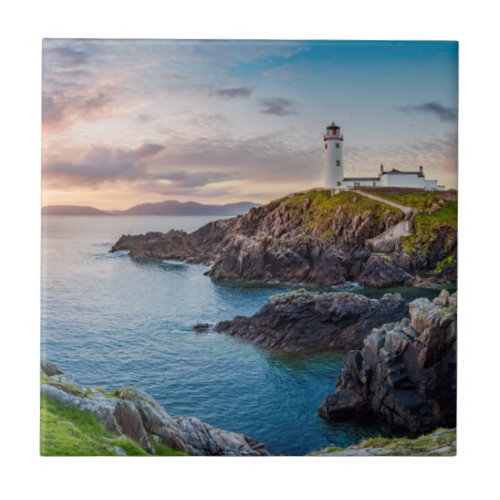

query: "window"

left=336, top=160, right=341, bottom=166
left=335, top=143, right=340, bottom=149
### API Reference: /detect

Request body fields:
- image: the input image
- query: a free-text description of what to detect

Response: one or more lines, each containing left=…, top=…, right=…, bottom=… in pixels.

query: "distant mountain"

left=119, top=200, right=259, bottom=216
left=42, top=205, right=110, bottom=215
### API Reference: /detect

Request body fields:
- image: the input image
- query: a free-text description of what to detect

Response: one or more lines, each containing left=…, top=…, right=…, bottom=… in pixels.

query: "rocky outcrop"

left=41, top=365, right=269, bottom=456
left=357, top=254, right=413, bottom=287
left=318, top=290, right=457, bottom=434
left=215, top=290, right=408, bottom=353
left=110, top=189, right=457, bottom=288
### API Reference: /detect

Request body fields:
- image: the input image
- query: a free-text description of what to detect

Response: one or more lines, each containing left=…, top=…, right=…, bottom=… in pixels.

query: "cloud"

left=259, top=97, right=298, bottom=116
left=42, top=142, right=166, bottom=187
left=42, top=88, right=116, bottom=130
left=214, top=86, right=252, bottom=99
left=42, top=130, right=322, bottom=193
left=399, top=102, right=458, bottom=122
left=159, top=170, right=235, bottom=188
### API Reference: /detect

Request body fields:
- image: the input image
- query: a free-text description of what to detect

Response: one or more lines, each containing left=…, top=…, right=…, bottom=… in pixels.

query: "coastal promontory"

left=111, top=188, right=457, bottom=288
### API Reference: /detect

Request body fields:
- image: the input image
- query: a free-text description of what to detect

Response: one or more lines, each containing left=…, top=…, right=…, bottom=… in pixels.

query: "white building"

left=323, top=121, right=443, bottom=190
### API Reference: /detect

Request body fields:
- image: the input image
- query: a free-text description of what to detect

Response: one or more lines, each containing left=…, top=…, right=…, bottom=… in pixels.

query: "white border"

left=2, top=0, right=498, bottom=498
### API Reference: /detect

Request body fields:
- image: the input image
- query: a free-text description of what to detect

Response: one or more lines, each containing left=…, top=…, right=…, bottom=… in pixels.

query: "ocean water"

left=41, top=215, right=443, bottom=455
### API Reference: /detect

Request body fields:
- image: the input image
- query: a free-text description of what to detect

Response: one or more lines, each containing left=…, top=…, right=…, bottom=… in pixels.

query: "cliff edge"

left=111, top=188, right=457, bottom=288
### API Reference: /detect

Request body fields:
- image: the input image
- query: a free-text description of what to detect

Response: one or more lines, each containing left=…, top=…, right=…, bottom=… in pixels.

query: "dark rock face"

left=318, top=290, right=457, bottom=434
left=216, top=290, right=408, bottom=353
left=357, top=254, right=413, bottom=288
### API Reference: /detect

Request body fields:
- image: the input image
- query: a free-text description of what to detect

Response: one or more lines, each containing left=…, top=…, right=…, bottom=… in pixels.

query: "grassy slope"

left=311, top=428, right=456, bottom=456
left=360, top=189, right=458, bottom=269
left=281, top=190, right=402, bottom=239
left=40, top=379, right=186, bottom=456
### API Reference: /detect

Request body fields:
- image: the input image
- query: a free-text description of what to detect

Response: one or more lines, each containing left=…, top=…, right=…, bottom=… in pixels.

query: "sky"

left=42, top=39, right=458, bottom=210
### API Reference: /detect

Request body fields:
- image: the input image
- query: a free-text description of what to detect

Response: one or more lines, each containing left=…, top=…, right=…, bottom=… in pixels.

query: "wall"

left=324, top=138, right=343, bottom=187
left=380, top=173, right=426, bottom=188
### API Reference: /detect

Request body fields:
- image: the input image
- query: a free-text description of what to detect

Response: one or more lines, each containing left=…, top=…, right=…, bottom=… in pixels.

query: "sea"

left=41, top=215, right=448, bottom=455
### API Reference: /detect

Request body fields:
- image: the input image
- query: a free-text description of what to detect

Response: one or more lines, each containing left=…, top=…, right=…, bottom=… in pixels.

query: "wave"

left=94, top=249, right=130, bottom=258
left=330, top=281, right=361, bottom=291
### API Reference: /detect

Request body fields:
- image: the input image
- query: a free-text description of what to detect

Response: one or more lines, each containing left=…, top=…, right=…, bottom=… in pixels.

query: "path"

left=351, top=189, right=416, bottom=216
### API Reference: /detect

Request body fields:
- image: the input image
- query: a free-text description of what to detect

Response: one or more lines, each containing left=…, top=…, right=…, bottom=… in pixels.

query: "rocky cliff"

left=318, top=290, right=457, bottom=434
left=111, top=189, right=457, bottom=288
left=41, top=362, right=269, bottom=456
left=215, top=289, right=408, bottom=353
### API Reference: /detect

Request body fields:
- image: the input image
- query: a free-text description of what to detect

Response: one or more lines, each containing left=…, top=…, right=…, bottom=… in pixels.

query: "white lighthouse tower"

left=324, top=121, right=344, bottom=187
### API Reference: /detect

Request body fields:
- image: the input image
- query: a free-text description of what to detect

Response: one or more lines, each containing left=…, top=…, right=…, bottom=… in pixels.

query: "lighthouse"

left=324, top=121, right=344, bottom=187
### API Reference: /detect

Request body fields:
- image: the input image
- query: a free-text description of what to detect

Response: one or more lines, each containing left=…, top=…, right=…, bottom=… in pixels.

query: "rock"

left=115, top=387, right=269, bottom=456
left=41, top=360, right=63, bottom=376
left=433, top=288, right=450, bottom=306
left=116, top=387, right=191, bottom=452
left=318, top=296, right=457, bottom=434
left=216, top=290, right=407, bottom=353
left=113, top=399, right=153, bottom=453
left=175, top=416, right=270, bottom=457
left=357, top=254, right=413, bottom=288
left=193, top=323, right=210, bottom=333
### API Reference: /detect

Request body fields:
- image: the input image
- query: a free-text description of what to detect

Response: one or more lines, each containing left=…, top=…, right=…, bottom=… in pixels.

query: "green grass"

left=40, top=387, right=187, bottom=456
left=279, top=190, right=403, bottom=239
left=401, top=201, right=457, bottom=256
left=433, top=254, right=457, bottom=275
left=40, top=393, right=146, bottom=456
left=359, top=188, right=453, bottom=211
left=311, top=428, right=456, bottom=456
left=359, top=428, right=456, bottom=456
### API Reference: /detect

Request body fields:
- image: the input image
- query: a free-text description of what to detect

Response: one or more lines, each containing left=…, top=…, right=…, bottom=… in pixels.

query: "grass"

left=358, top=428, right=456, bottom=456
left=40, top=393, right=146, bottom=456
left=40, top=384, right=187, bottom=456
left=279, top=190, right=403, bottom=239
left=360, top=189, right=445, bottom=210
left=311, top=428, right=456, bottom=456
left=433, top=254, right=457, bottom=275
left=401, top=201, right=457, bottom=256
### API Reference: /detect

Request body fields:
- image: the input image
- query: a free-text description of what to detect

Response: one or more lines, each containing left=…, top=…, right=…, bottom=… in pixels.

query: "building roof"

left=326, top=122, right=340, bottom=129
left=343, top=177, right=380, bottom=182
left=382, top=168, right=424, bottom=177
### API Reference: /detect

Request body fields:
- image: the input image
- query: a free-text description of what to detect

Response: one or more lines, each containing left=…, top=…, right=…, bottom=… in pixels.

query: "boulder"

left=318, top=292, right=457, bottom=434
left=113, top=399, right=153, bottom=453
left=41, top=360, right=63, bottom=377
left=357, top=254, right=413, bottom=288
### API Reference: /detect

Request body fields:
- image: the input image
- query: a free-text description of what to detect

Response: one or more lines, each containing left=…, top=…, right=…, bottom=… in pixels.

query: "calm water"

left=41, top=215, right=444, bottom=455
